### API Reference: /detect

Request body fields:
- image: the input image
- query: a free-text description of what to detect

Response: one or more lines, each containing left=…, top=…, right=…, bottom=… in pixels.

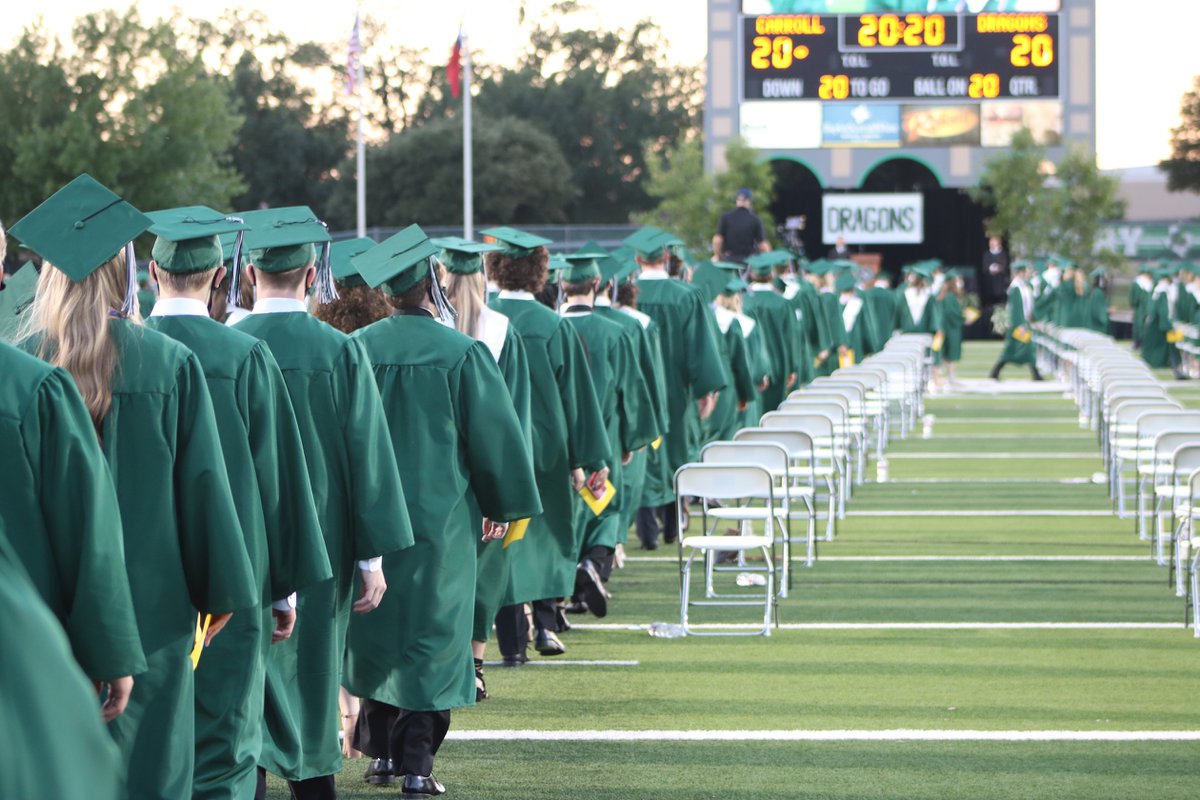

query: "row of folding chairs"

left=670, top=334, right=933, bottom=636
left=1035, top=325, right=1200, bottom=637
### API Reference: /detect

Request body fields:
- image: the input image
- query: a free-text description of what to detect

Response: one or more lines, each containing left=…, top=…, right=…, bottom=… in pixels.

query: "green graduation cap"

left=430, top=236, right=502, bottom=276
left=624, top=226, right=674, bottom=260
left=241, top=207, right=331, bottom=273
left=548, top=254, right=571, bottom=282
left=480, top=226, right=552, bottom=258
left=0, top=264, right=39, bottom=342
left=330, top=237, right=378, bottom=287
left=9, top=173, right=151, bottom=318
left=746, top=251, right=785, bottom=276
left=722, top=277, right=749, bottom=295
left=560, top=240, right=610, bottom=283
left=689, top=260, right=728, bottom=304
left=351, top=225, right=440, bottom=295
left=831, top=259, right=857, bottom=273
left=1089, top=266, right=1107, bottom=280
left=9, top=174, right=151, bottom=284
left=1183, top=261, right=1200, bottom=277
left=146, top=206, right=248, bottom=275
left=1155, top=263, right=1181, bottom=279
left=835, top=272, right=857, bottom=293
left=806, top=259, right=833, bottom=276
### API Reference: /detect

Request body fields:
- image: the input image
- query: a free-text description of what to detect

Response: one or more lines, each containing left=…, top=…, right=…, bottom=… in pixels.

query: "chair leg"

left=761, top=545, right=774, bottom=637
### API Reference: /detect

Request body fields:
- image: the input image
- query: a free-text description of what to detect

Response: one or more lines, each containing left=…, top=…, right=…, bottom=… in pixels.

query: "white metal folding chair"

left=674, top=463, right=778, bottom=637
left=731, top=428, right=820, bottom=565
left=761, top=411, right=846, bottom=528
left=1134, top=415, right=1200, bottom=540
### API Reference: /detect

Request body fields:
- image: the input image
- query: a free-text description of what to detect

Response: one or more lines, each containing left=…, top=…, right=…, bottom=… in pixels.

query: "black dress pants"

left=353, top=698, right=451, bottom=778
left=255, top=769, right=336, bottom=800
left=635, top=502, right=678, bottom=549
left=494, top=599, right=560, bottom=656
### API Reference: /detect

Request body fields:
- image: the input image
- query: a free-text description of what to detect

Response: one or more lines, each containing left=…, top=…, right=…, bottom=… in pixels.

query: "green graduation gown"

left=565, top=306, right=658, bottom=552
left=137, top=288, right=156, bottom=319
left=489, top=293, right=611, bottom=604
left=815, top=290, right=848, bottom=376
left=938, top=292, right=965, bottom=362
left=1140, top=286, right=1176, bottom=368
left=743, top=285, right=798, bottom=412
left=635, top=275, right=727, bottom=506
left=471, top=309, right=535, bottom=642
left=865, top=285, right=898, bottom=351
left=0, top=534, right=123, bottom=800
left=234, top=306, right=414, bottom=781
left=594, top=299, right=668, bottom=539
left=895, top=286, right=940, bottom=334
left=998, top=282, right=1036, bottom=365
left=146, top=307, right=333, bottom=800
left=345, top=312, right=542, bottom=711
left=839, top=292, right=872, bottom=363
left=0, top=341, right=144, bottom=681
left=26, top=320, right=258, bottom=800
left=708, top=306, right=757, bottom=442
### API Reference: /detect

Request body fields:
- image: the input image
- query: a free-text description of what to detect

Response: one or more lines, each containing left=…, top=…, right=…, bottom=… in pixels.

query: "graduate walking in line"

left=558, top=244, right=658, bottom=614
left=744, top=252, right=798, bottom=411
left=989, top=260, right=1042, bottom=381
left=630, top=227, right=726, bottom=550
left=12, top=174, right=258, bottom=800
left=436, top=235, right=534, bottom=699
left=143, top=206, right=334, bottom=800
left=313, top=237, right=394, bottom=334
left=486, top=227, right=611, bottom=661
left=232, top=207, right=415, bottom=800
left=343, top=226, right=542, bottom=798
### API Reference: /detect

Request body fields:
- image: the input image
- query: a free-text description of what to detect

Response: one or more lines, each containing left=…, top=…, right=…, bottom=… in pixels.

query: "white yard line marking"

left=880, top=477, right=1095, bottom=484
left=846, top=510, right=1111, bottom=517
left=481, top=660, right=639, bottom=667
left=568, top=622, right=1185, bottom=631
left=447, top=729, right=1200, bottom=742
left=623, top=555, right=1149, bottom=563
left=885, top=453, right=1096, bottom=459
left=920, top=434, right=1092, bottom=439
left=931, top=417, right=1079, bottom=424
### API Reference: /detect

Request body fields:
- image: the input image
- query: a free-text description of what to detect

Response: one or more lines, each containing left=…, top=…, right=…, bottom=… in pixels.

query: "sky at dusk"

left=10, top=0, right=1197, bottom=171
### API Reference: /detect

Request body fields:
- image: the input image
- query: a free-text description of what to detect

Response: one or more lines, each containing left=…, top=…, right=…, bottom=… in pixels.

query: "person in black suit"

left=981, top=236, right=1009, bottom=306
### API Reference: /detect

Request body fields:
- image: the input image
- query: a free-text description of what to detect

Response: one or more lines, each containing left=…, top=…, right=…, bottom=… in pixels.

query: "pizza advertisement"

left=980, top=101, right=1063, bottom=147
left=899, top=104, right=981, bottom=147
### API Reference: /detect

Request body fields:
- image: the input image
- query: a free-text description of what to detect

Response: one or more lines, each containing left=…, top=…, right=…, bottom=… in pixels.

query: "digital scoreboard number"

left=743, top=13, right=1059, bottom=101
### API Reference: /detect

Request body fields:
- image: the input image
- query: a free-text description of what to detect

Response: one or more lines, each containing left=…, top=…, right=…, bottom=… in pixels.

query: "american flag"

left=345, top=12, right=362, bottom=96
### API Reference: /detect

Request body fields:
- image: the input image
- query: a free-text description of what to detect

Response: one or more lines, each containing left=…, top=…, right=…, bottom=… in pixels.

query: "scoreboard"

left=744, top=13, right=1060, bottom=102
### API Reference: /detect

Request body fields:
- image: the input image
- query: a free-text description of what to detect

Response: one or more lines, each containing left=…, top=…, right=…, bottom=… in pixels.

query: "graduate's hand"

left=737, top=400, right=749, bottom=412
left=838, top=345, right=849, bottom=356
left=786, top=372, right=797, bottom=389
left=587, top=467, right=610, bottom=496
left=204, top=612, right=234, bottom=646
left=622, top=451, right=634, bottom=466
left=816, top=349, right=830, bottom=364
left=271, top=607, right=297, bottom=644
left=697, top=393, right=717, bottom=420
left=100, top=675, right=134, bottom=723
left=571, top=468, right=586, bottom=492
left=758, top=376, right=770, bottom=392
left=481, top=519, right=508, bottom=542
left=354, top=568, right=387, bottom=614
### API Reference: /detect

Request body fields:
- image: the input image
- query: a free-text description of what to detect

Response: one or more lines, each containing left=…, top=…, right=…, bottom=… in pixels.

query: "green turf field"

left=266, top=341, right=1200, bottom=799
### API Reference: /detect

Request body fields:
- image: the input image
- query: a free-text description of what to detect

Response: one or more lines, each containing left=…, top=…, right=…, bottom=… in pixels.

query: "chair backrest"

left=1153, top=431, right=1200, bottom=464
left=791, top=389, right=858, bottom=409
left=779, top=400, right=849, bottom=423
left=1137, top=412, right=1200, bottom=441
left=1173, top=445, right=1200, bottom=478
left=761, top=411, right=835, bottom=439
left=701, top=442, right=789, bottom=475
left=1103, top=386, right=1166, bottom=408
left=675, top=463, right=774, bottom=502
left=1111, top=399, right=1182, bottom=427
left=734, top=428, right=816, bottom=462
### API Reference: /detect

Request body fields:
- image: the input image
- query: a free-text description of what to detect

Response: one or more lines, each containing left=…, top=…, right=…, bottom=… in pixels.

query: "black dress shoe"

left=500, top=651, right=528, bottom=667
left=535, top=628, right=566, bottom=656
left=474, top=659, right=490, bottom=702
left=564, top=600, right=590, bottom=614
left=574, top=559, right=609, bottom=618
left=400, top=774, right=446, bottom=798
left=364, top=758, right=395, bottom=785
left=555, top=603, right=572, bottom=632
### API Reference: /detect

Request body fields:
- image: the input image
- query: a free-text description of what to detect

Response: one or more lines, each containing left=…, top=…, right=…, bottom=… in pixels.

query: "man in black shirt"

left=713, top=189, right=771, bottom=264
left=981, top=236, right=1009, bottom=306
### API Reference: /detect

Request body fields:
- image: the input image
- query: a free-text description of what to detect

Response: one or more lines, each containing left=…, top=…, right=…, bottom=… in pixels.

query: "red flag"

left=447, top=30, right=462, bottom=99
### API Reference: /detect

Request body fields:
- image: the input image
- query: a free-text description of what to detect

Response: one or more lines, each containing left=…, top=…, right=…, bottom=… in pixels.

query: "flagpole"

left=355, top=12, right=366, bottom=238
left=462, top=30, right=473, bottom=241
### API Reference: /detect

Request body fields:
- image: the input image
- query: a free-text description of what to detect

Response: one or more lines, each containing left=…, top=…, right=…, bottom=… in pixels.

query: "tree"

left=1160, top=76, right=1200, bottom=193
left=415, top=3, right=702, bottom=223
left=638, top=138, right=775, bottom=254
left=326, top=115, right=577, bottom=229
left=1049, top=146, right=1124, bottom=268
left=0, top=10, right=244, bottom=224
left=969, top=128, right=1054, bottom=260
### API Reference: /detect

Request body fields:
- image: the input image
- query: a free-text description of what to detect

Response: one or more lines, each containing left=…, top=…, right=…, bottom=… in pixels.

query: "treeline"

left=0, top=3, right=701, bottom=231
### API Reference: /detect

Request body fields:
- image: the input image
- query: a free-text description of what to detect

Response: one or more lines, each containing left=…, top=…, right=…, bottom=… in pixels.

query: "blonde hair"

left=20, top=252, right=135, bottom=433
left=444, top=270, right=486, bottom=339
left=715, top=292, right=743, bottom=314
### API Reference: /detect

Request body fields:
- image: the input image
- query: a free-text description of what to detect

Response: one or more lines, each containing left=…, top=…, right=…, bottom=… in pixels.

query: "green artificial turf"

left=262, top=339, right=1200, bottom=799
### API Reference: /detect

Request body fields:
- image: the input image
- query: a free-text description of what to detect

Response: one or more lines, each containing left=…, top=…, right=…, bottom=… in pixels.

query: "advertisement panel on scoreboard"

left=738, top=1, right=1063, bottom=149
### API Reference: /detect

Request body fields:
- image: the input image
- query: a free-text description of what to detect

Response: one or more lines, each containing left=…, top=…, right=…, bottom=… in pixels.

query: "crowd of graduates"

left=1128, top=259, right=1200, bottom=376
left=0, top=174, right=1096, bottom=800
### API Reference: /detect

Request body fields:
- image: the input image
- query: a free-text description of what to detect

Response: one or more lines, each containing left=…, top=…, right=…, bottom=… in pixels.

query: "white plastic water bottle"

left=922, top=414, right=935, bottom=439
left=736, top=572, right=767, bottom=587
left=647, top=622, right=687, bottom=638
left=876, top=457, right=889, bottom=483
